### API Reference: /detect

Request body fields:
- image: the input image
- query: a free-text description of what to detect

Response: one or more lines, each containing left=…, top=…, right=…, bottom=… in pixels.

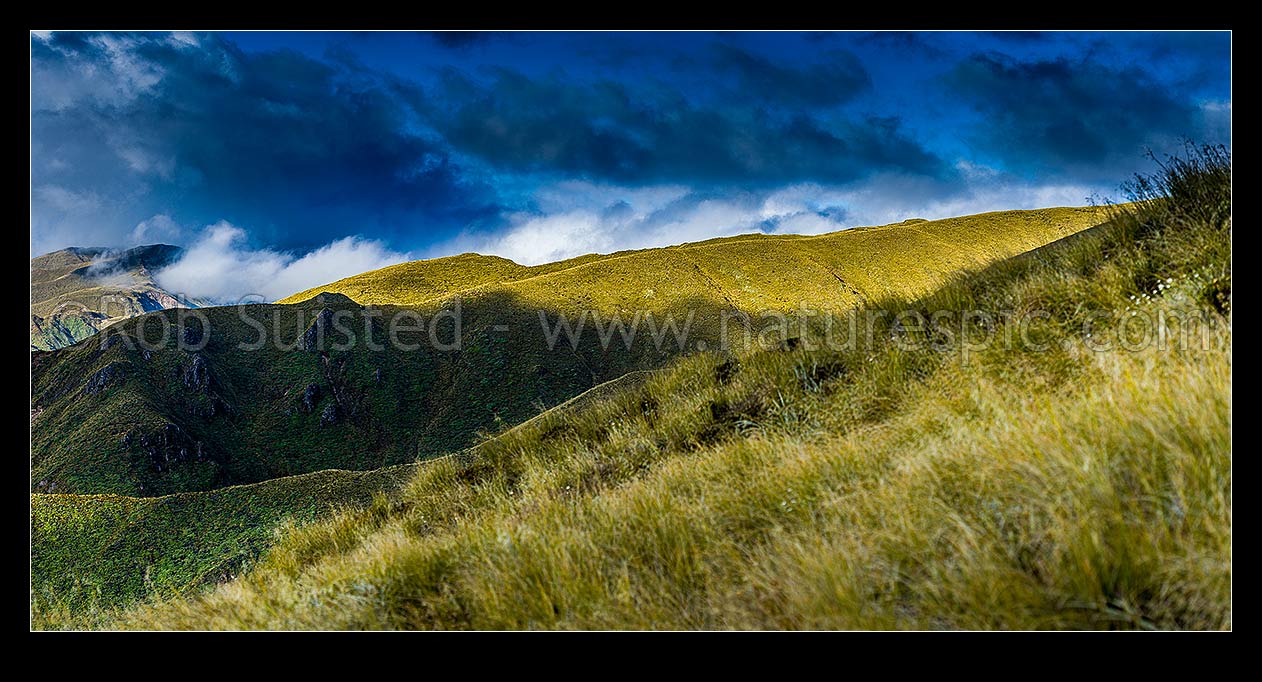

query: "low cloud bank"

left=431, top=174, right=1103, bottom=265
left=153, top=222, right=408, bottom=302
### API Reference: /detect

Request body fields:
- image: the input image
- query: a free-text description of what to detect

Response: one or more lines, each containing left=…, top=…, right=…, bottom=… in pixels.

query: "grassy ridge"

left=283, top=207, right=1108, bottom=315
left=279, top=253, right=533, bottom=306
left=102, top=148, right=1228, bottom=630
left=33, top=207, right=1107, bottom=497
left=278, top=251, right=617, bottom=306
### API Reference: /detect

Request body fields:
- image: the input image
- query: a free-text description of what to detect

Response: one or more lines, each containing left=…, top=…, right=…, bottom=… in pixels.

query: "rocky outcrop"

left=144, top=290, right=187, bottom=312
left=302, top=383, right=321, bottom=413
left=31, top=310, right=110, bottom=351
left=83, top=362, right=128, bottom=395
left=100, top=333, right=130, bottom=351
left=124, top=422, right=209, bottom=473
left=714, top=358, right=739, bottom=385
left=302, top=308, right=336, bottom=351
left=183, top=355, right=210, bottom=391
left=181, top=321, right=204, bottom=347
left=181, top=355, right=231, bottom=418
left=773, top=336, right=802, bottom=352
left=320, top=402, right=340, bottom=426
left=319, top=354, right=363, bottom=423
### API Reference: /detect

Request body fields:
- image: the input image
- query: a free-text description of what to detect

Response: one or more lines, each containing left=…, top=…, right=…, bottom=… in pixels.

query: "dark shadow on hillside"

left=30, top=288, right=775, bottom=497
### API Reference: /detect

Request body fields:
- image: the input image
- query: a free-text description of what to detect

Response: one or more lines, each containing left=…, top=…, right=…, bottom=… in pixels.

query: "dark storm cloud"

left=710, top=44, right=871, bottom=107
left=984, top=31, right=1049, bottom=44
left=30, top=30, right=1230, bottom=266
left=1126, top=32, right=1232, bottom=96
left=947, top=52, right=1207, bottom=177
left=857, top=31, right=947, bottom=58
left=31, top=32, right=498, bottom=251
left=429, top=67, right=947, bottom=186
left=802, top=32, right=843, bottom=43
left=429, top=31, right=500, bottom=49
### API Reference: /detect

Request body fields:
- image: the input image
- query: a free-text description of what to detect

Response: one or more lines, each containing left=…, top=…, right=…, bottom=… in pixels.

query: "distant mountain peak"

left=30, top=243, right=192, bottom=350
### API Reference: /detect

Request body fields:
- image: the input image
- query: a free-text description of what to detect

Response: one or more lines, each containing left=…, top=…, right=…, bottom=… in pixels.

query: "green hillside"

left=31, top=244, right=194, bottom=350
left=31, top=464, right=417, bottom=624
left=30, top=371, right=655, bottom=623
left=32, top=207, right=1108, bottom=498
left=89, top=147, right=1228, bottom=630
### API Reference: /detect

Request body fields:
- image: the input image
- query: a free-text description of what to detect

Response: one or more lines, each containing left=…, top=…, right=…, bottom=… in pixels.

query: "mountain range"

left=31, top=244, right=196, bottom=351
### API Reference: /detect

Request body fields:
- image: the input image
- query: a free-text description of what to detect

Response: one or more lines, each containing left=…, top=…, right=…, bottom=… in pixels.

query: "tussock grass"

left=100, top=146, right=1229, bottom=630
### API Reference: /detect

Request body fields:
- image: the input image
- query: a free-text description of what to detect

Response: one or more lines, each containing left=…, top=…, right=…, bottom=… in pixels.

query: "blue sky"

left=31, top=31, right=1231, bottom=301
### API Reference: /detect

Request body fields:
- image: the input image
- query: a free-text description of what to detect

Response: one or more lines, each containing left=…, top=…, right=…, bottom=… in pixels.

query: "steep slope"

left=31, top=244, right=195, bottom=350
left=31, top=207, right=1110, bottom=498
left=99, top=149, right=1229, bottom=630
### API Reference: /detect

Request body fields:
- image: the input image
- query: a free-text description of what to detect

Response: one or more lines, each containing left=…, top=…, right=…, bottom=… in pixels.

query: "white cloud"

left=436, top=201, right=762, bottom=265
left=479, top=212, right=606, bottom=265
left=168, top=32, right=200, bottom=48
left=153, top=222, right=409, bottom=303
left=33, top=184, right=104, bottom=214
left=113, top=143, right=176, bottom=178
left=1201, top=100, right=1232, bottom=147
left=766, top=211, right=847, bottom=236
left=131, top=214, right=182, bottom=244
left=833, top=169, right=1103, bottom=228
left=428, top=172, right=1109, bottom=266
left=430, top=185, right=850, bottom=265
left=39, top=175, right=1111, bottom=298
left=32, top=32, right=165, bottom=112
left=30, top=184, right=122, bottom=255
